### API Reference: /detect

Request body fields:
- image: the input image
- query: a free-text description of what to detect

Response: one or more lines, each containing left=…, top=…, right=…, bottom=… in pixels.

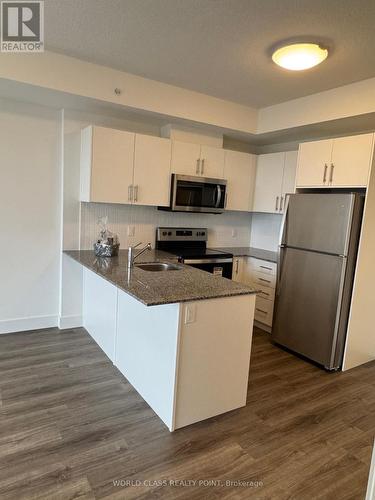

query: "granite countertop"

left=214, top=247, right=278, bottom=263
left=64, top=249, right=256, bottom=307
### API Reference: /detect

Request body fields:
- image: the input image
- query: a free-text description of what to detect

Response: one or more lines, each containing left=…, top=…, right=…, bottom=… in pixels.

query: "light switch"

left=127, top=225, right=135, bottom=237
left=185, top=304, right=196, bottom=324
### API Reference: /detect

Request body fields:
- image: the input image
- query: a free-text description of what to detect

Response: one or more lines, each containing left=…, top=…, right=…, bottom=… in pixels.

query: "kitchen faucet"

left=128, top=242, right=152, bottom=269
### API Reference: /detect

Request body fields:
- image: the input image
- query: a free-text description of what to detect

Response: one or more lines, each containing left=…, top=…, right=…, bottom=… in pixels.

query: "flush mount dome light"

left=272, top=43, right=328, bottom=71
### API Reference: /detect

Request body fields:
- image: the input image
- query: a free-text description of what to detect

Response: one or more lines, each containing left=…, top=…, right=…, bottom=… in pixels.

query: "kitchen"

left=1, top=1, right=375, bottom=498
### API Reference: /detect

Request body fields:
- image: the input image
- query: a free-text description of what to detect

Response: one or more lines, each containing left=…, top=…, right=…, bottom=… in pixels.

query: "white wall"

left=249, top=213, right=282, bottom=252
left=343, top=155, right=375, bottom=370
left=80, top=203, right=252, bottom=251
left=258, top=76, right=375, bottom=134
left=0, top=51, right=258, bottom=135
left=0, top=99, right=61, bottom=334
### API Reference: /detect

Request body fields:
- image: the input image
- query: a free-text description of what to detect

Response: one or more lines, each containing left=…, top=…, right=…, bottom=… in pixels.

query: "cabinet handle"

left=196, top=159, right=200, bottom=175
left=128, top=185, right=133, bottom=202
left=280, top=196, right=284, bottom=212
left=235, top=259, right=239, bottom=274
left=256, top=308, right=268, bottom=315
left=260, top=291, right=270, bottom=297
left=260, top=265, right=272, bottom=271
left=329, top=163, right=334, bottom=184
left=134, top=185, right=139, bottom=202
left=275, top=196, right=279, bottom=211
left=201, top=158, right=205, bottom=175
left=323, top=163, right=328, bottom=183
left=259, top=277, right=271, bottom=283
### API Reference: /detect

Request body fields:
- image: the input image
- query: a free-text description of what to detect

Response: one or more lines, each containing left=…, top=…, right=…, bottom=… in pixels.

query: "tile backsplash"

left=250, top=213, right=282, bottom=251
left=80, top=202, right=252, bottom=250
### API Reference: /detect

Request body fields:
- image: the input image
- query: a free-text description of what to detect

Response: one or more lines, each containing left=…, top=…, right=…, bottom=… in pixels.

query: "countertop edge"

left=64, top=251, right=257, bottom=307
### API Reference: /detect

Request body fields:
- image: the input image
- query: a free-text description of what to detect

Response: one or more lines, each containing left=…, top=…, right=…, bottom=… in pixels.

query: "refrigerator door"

left=272, top=247, right=347, bottom=368
left=281, top=193, right=355, bottom=255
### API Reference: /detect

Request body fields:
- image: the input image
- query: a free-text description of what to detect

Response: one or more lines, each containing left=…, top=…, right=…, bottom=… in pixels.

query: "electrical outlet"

left=127, top=225, right=135, bottom=237
left=231, top=229, right=237, bottom=238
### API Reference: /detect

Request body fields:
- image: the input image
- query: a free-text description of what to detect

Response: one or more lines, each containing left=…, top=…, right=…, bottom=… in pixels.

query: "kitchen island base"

left=82, top=267, right=255, bottom=431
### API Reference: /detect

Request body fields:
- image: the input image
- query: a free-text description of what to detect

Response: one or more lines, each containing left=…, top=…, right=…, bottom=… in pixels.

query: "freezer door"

left=272, top=247, right=346, bottom=368
left=281, top=193, right=355, bottom=255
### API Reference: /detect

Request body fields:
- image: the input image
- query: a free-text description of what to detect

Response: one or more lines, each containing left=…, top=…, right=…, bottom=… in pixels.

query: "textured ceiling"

left=44, top=0, right=375, bottom=108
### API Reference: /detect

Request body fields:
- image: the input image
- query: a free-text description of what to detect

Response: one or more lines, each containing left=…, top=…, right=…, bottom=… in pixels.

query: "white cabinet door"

left=232, top=257, right=245, bottom=282
left=296, top=139, right=333, bottom=187
left=83, top=268, right=118, bottom=362
left=224, top=150, right=256, bottom=211
left=330, top=133, right=374, bottom=187
left=171, top=140, right=201, bottom=176
left=175, top=295, right=255, bottom=429
left=133, top=134, right=172, bottom=207
left=280, top=151, right=298, bottom=212
left=200, top=145, right=225, bottom=178
left=88, top=126, right=135, bottom=203
left=253, top=153, right=285, bottom=213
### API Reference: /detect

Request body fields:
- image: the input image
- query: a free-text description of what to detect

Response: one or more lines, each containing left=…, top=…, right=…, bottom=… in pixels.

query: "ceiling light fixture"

left=272, top=43, right=328, bottom=71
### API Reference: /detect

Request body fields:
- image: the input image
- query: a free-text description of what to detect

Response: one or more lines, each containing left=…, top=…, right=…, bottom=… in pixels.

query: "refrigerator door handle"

left=276, top=244, right=285, bottom=295
left=278, top=194, right=290, bottom=248
left=276, top=194, right=290, bottom=295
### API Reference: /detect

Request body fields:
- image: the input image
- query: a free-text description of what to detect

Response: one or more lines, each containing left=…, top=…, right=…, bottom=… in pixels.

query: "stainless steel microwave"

left=160, top=174, right=227, bottom=213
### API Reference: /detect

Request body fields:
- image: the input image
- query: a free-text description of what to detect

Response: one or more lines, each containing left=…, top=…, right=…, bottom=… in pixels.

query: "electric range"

left=156, top=227, right=233, bottom=278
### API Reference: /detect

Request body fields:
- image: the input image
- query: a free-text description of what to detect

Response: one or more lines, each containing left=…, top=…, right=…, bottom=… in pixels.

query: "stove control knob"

left=162, top=231, right=167, bottom=236
left=168, top=231, right=172, bottom=236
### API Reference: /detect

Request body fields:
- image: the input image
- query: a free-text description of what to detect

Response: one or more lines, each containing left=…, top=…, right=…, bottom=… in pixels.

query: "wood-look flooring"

left=0, top=326, right=374, bottom=499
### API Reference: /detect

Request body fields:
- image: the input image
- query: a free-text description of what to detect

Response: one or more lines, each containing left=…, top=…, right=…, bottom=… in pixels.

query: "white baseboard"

left=0, top=315, right=58, bottom=334
left=58, top=314, right=83, bottom=330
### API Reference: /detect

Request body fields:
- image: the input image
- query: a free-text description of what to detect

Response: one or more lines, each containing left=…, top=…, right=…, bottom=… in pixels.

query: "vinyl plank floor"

left=0, top=326, right=374, bottom=499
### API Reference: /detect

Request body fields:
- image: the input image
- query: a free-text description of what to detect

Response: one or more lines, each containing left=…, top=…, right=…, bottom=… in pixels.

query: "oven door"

left=183, top=258, right=233, bottom=279
left=171, top=174, right=227, bottom=213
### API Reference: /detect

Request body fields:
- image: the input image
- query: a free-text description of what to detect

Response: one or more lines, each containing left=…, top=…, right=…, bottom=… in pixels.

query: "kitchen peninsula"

left=65, top=250, right=256, bottom=431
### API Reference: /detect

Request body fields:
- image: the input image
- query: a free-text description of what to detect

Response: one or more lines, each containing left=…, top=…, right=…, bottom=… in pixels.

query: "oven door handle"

left=215, top=185, right=222, bottom=208
left=182, top=258, right=233, bottom=264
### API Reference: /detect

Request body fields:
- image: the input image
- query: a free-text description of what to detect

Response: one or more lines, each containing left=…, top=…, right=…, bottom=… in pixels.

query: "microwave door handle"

left=215, top=185, right=222, bottom=208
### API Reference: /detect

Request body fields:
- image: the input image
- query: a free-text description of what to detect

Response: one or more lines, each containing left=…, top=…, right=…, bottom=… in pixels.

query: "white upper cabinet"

left=170, top=140, right=225, bottom=178
left=81, top=126, right=172, bottom=206
left=171, top=140, right=201, bottom=176
left=281, top=151, right=298, bottom=211
left=296, top=139, right=332, bottom=187
left=330, top=134, right=374, bottom=187
left=133, top=134, right=171, bottom=207
left=81, top=125, right=135, bottom=203
left=253, top=152, right=297, bottom=214
left=296, top=133, right=374, bottom=188
left=200, top=145, right=225, bottom=178
left=224, top=150, right=256, bottom=211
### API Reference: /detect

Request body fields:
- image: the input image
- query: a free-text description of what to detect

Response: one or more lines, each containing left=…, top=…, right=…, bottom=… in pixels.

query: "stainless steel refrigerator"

left=272, top=193, right=364, bottom=370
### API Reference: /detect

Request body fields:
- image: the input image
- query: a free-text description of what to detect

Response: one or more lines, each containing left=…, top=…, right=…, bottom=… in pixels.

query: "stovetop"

left=165, top=247, right=233, bottom=260
left=155, top=227, right=233, bottom=261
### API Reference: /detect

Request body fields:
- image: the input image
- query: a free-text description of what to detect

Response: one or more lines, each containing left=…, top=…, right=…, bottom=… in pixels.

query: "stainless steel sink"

left=135, top=262, right=182, bottom=272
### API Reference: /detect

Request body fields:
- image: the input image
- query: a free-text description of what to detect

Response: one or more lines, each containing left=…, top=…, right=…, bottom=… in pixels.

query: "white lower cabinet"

left=232, top=257, right=244, bottom=282
left=81, top=267, right=256, bottom=432
left=82, top=268, right=117, bottom=361
left=234, top=256, right=277, bottom=329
